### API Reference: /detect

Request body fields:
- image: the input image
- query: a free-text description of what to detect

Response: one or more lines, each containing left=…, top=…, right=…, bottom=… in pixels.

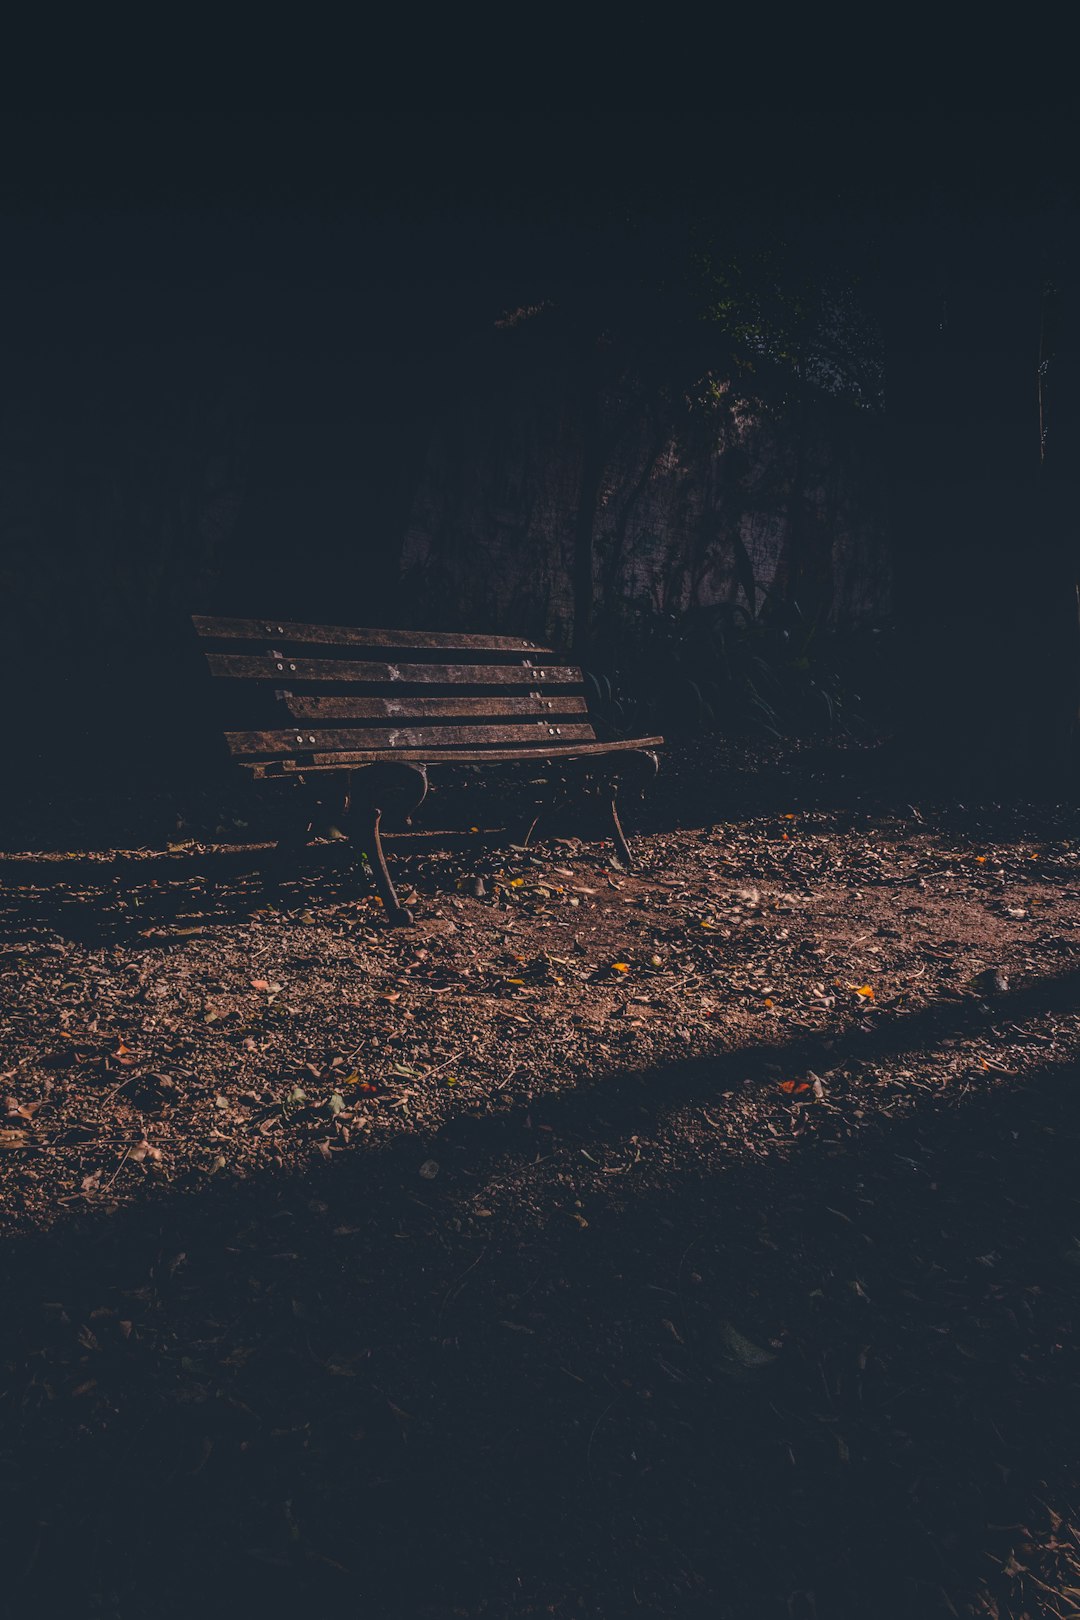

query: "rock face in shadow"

left=401, top=327, right=890, bottom=646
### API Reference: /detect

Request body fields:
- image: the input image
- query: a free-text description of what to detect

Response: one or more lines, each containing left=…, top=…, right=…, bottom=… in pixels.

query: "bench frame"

left=194, top=616, right=662, bottom=923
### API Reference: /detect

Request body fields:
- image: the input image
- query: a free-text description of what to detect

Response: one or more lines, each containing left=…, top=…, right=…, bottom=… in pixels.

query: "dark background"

left=2, top=16, right=1078, bottom=792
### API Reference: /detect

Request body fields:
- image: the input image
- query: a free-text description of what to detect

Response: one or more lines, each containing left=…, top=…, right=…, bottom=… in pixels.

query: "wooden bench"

left=193, top=615, right=663, bottom=923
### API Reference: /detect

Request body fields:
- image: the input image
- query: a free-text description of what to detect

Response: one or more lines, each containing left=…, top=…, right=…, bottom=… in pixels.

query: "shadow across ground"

left=2, top=984, right=1080, bottom=1619
left=2, top=737, right=1046, bottom=858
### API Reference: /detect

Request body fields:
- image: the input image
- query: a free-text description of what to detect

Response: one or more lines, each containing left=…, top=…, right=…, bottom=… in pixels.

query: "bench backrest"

left=193, top=615, right=595, bottom=769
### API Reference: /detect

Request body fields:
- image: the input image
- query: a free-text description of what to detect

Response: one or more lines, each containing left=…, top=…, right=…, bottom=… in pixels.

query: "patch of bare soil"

left=2, top=744, right=1080, bottom=1618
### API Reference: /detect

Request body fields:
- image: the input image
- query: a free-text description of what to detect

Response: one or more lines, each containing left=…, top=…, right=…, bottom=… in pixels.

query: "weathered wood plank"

left=193, top=615, right=552, bottom=653
left=226, top=722, right=597, bottom=756
left=207, top=654, right=583, bottom=685
left=283, top=694, right=590, bottom=720
left=238, top=737, right=665, bottom=770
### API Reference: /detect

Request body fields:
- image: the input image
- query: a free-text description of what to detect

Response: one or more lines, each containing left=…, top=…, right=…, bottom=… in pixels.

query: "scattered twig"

left=102, top=1144, right=133, bottom=1191
left=419, top=1048, right=464, bottom=1083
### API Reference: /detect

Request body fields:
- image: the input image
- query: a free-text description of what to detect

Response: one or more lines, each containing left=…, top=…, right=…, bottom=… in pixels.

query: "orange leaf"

left=779, top=1080, right=810, bottom=1094
left=848, top=984, right=875, bottom=999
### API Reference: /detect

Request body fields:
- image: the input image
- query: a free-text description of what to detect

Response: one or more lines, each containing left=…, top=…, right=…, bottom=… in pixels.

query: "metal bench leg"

left=520, top=809, right=542, bottom=848
left=364, top=805, right=414, bottom=925
left=609, top=794, right=635, bottom=868
left=520, top=763, right=577, bottom=849
left=265, top=793, right=314, bottom=885
left=601, top=749, right=660, bottom=868
left=351, top=763, right=428, bottom=926
left=272, top=815, right=311, bottom=862
left=520, top=789, right=562, bottom=848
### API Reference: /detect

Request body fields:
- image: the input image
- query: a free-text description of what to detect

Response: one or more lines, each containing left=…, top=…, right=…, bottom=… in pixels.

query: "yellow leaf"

left=612, top=962, right=629, bottom=974
left=848, top=984, right=875, bottom=999
left=509, top=878, right=525, bottom=888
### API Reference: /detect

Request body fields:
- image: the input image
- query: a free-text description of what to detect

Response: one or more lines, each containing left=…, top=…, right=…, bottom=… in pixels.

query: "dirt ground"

left=2, top=742, right=1080, bottom=1619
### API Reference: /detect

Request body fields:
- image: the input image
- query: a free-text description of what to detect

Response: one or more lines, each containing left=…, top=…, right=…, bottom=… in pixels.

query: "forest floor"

left=2, top=741, right=1080, bottom=1619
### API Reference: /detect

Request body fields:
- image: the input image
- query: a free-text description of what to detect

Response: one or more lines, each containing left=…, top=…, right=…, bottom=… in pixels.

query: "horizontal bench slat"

left=226, top=722, right=597, bottom=756
left=283, top=694, right=590, bottom=721
left=193, top=615, right=552, bottom=653
left=240, top=737, right=665, bottom=771
left=207, top=655, right=582, bottom=685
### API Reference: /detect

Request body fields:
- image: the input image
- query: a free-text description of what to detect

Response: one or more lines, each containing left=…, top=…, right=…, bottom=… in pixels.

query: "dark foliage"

left=585, top=597, right=892, bottom=744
